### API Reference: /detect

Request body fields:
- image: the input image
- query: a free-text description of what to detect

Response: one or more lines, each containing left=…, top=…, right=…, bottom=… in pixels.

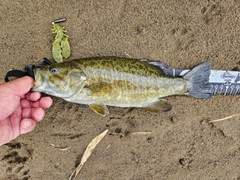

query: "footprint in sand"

left=1, top=142, right=33, bottom=180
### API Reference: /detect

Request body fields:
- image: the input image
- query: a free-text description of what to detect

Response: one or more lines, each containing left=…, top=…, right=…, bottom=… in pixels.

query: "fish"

left=32, top=57, right=211, bottom=116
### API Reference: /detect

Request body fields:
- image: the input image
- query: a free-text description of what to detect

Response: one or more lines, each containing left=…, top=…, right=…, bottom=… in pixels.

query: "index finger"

left=25, top=92, right=41, bottom=101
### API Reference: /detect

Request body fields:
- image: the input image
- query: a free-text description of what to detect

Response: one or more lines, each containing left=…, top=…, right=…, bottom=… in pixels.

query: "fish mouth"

left=32, top=80, right=49, bottom=94
left=32, top=69, right=45, bottom=92
left=32, top=83, right=44, bottom=92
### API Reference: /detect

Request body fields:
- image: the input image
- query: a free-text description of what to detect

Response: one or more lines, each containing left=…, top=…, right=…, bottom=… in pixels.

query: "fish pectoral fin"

left=89, top=103, right=109, bottom=116
left=143, top=99, right=172, bottom=112
left=86, top=82, right=112, bottom=96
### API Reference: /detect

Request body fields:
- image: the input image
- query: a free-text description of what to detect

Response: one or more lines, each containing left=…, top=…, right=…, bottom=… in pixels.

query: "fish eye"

left=49, top=68, right=58, bottom=73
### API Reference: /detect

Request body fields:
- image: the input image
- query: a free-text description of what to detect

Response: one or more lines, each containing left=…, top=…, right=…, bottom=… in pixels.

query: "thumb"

left=0, top=77, right=34, bottom=97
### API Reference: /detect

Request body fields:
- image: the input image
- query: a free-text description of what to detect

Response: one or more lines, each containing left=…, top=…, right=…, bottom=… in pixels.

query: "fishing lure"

left=52, top=18, right=71, bottom=63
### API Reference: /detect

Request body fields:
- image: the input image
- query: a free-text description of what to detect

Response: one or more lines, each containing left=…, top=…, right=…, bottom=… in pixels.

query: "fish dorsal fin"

left=89, top=103, right=109, bottom=116
left=86, top=82, right=112, bottom=96
left=140, top=59, right=170, bottom=75
left=143, top=99, right=172, bottom=112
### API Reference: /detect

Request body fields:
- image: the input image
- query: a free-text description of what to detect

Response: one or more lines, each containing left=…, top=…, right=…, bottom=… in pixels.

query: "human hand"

left=0, top=76, right=52, bottom=146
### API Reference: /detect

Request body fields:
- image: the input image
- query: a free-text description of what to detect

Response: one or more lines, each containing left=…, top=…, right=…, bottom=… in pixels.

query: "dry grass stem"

left=209, top=113, right=240, bottom=123
left=69, top=129, right=109, bottom=180
left=50, top=143, right=71, bottom=151
left=110, top=131, right=152, bottom=137
left=125, top=52, right=131, bottom=58
left=130, top=132, right=152, bottom=136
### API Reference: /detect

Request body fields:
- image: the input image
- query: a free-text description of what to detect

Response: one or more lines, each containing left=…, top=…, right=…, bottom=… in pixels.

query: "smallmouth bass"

left=32, top=57, right=211, bottom=115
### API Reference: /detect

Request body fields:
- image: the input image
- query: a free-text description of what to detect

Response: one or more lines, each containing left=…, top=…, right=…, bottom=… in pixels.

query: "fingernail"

left=23, top=120, right=32, bottom=128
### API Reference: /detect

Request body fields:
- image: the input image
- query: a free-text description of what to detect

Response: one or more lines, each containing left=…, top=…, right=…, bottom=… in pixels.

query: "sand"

left=0, top=0, right=240, bottom=179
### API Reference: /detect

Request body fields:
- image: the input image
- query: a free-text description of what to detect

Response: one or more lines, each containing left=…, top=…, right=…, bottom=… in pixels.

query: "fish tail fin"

left=184, top=62, right=212, bottom=98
